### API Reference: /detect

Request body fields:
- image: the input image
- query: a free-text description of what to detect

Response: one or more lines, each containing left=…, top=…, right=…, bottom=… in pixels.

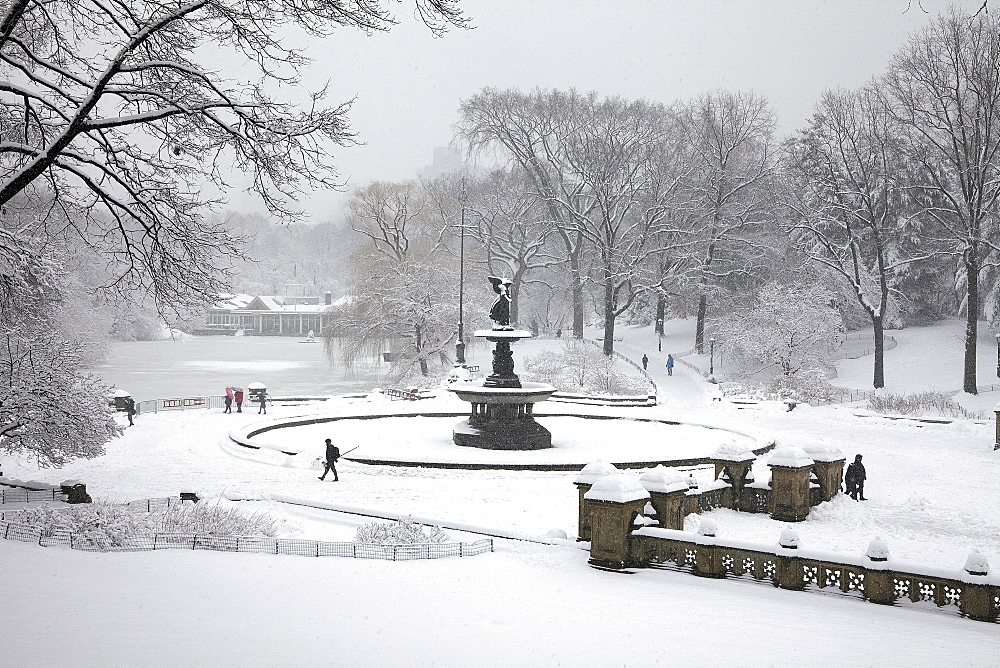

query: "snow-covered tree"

left=677, top=90, right=781, bottom=354
left=330, top=181, right=457, bottom=379
left=718, top=283, right=844, bottom=378
left=785, top=87, right=916, bottom=389
left=881, top=8, right=1000, bottom=394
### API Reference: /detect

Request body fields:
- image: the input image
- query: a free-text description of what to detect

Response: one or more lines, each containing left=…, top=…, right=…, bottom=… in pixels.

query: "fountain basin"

left=449, top=380, right=557, bottom=450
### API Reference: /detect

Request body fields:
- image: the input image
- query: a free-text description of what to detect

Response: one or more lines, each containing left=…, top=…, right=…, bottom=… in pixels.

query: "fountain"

left=449, top=277, right=557, bottom=449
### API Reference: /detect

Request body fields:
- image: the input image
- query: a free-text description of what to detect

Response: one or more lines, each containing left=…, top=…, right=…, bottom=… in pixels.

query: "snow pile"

left=867, top=536, right=890, bottom=561
left=711, top=440, right=756, bottom=462
left=584, top=473, right=649, bottom=503
left=766, top=445, right=814, bottom=468
left=639, top=465, right=687, bottom=493
left=779, top=526, right=800, bottom=548
left=574, top=460, right=619, bottom=485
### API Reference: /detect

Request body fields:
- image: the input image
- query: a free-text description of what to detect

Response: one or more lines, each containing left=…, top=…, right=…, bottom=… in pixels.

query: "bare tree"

left=678, top=90, right=780, bottom=354
left=882, top=8, right=1000, bottom=394
left=458, top=88, right=589, bottom=339
left=785, top=86, right=919, bottom=389
left=0, top=0, right=467, bottom=309
left=333, top=181, right=455, bottom=378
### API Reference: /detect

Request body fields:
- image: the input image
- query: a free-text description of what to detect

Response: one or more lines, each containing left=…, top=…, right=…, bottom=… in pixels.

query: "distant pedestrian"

left=224, top=387, right=233, bottom=413
left=666, top=354, right=674, bottom=376
left=845, top=454, right=867, bottom=501
left=125, top=397, right=136, bottom=426
left=318, top=438, right=340, bottom=481
left=235, top=389, right=244, bottom=413
left=641, top=354, right=648, bottom=371
left=257, top=392, right=268, bottom=414
left=555, top=328, right=562, bottom=339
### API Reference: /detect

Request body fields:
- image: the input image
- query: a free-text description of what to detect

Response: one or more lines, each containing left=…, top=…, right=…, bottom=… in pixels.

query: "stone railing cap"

left=584, top=473, right=650, bottom=503
left=639, top=465, right=687, bottom=493
left=575, top=460, right=620, bottom=485
left=767, top=445, right=814, bottom=468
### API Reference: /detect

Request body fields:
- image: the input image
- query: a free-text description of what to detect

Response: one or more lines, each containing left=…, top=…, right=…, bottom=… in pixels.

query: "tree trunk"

left=872, top=315, right=884, bottom=389
left=695, top=293, right=707, bottom=354
left=510, top=282, right=520, bottom=328
left=414, top=324, right=428, bottom=376
left=964, top=255, right=979, bottom=394
left=603, top=278, right=615, bottom=356
left=571, top=262, right=584, bottom=339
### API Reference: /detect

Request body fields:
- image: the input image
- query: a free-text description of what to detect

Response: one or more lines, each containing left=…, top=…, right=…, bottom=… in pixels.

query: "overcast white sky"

left=231, top=0, right=983, bottom=223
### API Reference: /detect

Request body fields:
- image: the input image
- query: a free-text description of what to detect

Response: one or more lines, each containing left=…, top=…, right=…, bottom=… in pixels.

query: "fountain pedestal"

left=449, top=329, right=556, bottom=450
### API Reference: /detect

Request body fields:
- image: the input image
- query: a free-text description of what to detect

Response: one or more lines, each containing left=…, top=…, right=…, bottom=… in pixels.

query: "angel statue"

left=488, top=276, right=514, bottom=330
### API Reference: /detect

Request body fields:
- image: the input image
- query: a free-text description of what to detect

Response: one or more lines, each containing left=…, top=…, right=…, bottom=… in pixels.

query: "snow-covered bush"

left=762, top=368, right=839, bottom=403
left=355, top=517, right=449, bottom=545
left=17, top=501, right=146, bottom=548
left=866, top=391, right=986, bottom=419
left=15, top=500, right=278, bottom=548
left=522, top=340, right=648, bottom=395
left=147, top=503, right=277, bottom=536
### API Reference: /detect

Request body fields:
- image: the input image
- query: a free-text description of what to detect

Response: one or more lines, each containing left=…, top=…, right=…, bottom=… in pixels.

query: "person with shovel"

left=319, top=438, right=340, bottom=481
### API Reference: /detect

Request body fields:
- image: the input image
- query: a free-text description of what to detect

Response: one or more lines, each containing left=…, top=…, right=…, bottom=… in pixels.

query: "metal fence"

left=0, top=495, right=495, bottom=561
left=0, top=518, right=494, bottom=560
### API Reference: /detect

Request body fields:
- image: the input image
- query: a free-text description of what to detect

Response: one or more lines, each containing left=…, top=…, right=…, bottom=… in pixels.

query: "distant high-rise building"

left=418, top=146, right=463, bottom=179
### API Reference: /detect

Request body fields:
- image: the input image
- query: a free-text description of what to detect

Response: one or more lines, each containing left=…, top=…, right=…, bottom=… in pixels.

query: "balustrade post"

left=776, top=527, right=804, bottom=590
left=961, top=551, right=996, bottom=622
left=693, top=519, right=724, bottom=579
left=584, top=473, right=650, bottom=569
left=864, top=537, right=895, bottom=605
left=640, top=466, right=688, bottom=530
left=574, top=461, right=619, bottom=542
left=767, top=447, right=814, bottom=522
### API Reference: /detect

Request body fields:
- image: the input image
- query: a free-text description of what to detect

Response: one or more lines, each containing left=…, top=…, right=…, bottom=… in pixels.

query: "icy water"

left=89, top=336, right=384, bottom=400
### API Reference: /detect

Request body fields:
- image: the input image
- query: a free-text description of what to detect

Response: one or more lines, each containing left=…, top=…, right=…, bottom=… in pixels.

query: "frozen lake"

left=88, top=336, right=385, bottom=400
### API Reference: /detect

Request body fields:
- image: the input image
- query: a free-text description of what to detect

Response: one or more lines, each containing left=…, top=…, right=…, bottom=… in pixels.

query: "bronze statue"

left=488, top=276, right=513, bottom=330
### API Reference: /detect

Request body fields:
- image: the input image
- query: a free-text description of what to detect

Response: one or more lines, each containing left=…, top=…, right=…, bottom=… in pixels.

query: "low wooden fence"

left=0, top=487, right=65, bottom=504
left=630, top=527, right=998, bottom=622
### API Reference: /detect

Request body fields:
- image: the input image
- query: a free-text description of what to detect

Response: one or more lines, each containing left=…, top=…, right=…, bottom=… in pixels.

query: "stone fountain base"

left=450, top=381, right=557, bottom=450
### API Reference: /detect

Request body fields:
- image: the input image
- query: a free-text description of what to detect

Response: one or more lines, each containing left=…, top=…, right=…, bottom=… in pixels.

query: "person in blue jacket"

left=666, top=354, right=675, bottom=376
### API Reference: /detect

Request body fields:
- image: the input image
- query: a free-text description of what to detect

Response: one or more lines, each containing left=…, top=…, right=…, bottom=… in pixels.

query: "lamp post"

left=709, top=337, right=716, bottom=377
left=657, top=318, right=663, bottom=352
left=456, top=177, right=468, bottom=366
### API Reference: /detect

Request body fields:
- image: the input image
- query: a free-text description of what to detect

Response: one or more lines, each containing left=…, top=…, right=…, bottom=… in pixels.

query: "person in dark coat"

left=319, top=438, right=340, bottom=481
left=845, top=454, right=867, bottom=501
left=224, top=395, right=233, bottom=414
left=641, top=354, right=648, bottom=370
left=257, top=392, right=267, bottom=414
left=125, top=397, right=136, bottom=426
left=666, top=354, right=675, bottom=376
left=235, top=389, right=244, bottom=413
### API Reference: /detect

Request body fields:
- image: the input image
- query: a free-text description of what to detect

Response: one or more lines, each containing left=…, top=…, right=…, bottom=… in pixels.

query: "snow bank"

left=574, top=460, right=619, bottom=485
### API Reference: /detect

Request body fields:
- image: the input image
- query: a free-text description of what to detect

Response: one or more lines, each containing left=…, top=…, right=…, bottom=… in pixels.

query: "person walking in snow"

left=641, top=354, right=648, bottom=371
left=318, top=438, right=340, bottom=481
left=224, top=387, right=233, bottom=413
left=666, top=354, right=675, bottom=376
left=235, top=389, right=244, bottom=413
left=257, top=392, right=268, bottom=414
left=845, top=454, right=867, bottom=501
left=125, top=397, right=137, bottom=426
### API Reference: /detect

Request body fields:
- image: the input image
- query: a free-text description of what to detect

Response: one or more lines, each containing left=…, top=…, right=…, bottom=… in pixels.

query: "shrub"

left=355, top=517, right=449, bottom=545
left=762, top=368, right=839, bottom=403
left=522, top=341, right=648, bottom=395
left=866, top=391, right=987, bottom=419
left=14, top=500, right=277, bottom=548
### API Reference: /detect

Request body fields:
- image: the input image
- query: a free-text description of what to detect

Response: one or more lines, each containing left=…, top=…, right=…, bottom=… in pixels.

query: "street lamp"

left=456, top=177, right=468, bottom=366
left=657, top=318, right=663, bottom=352
left=709, top=337, right=716, bottom=377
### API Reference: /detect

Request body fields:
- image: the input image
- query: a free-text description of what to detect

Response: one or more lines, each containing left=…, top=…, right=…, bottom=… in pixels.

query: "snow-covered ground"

left=6, top=319, right=1000, bottom=665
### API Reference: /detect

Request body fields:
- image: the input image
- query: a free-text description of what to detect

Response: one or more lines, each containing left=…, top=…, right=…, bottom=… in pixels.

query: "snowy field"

left=6, top=319, right=1000, bottom=665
